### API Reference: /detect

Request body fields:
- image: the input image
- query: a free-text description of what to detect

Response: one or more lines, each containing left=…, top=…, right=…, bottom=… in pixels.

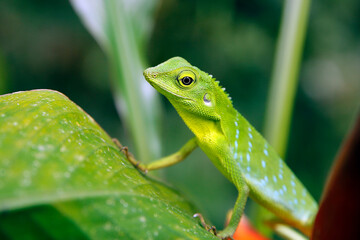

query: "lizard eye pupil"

left=181, top=76, right=193, bottom=86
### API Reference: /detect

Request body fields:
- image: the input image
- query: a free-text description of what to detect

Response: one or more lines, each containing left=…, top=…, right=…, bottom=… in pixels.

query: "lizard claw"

left=120, top=146, right=130, bottom=158
left=112, top=138, right=147, bottom=173
left=112, top=138, right=124, bottom=148
left=193, top=213, right=217, bottom=235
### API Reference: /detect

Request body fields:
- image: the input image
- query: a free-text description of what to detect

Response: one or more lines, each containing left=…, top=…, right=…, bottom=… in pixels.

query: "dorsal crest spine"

left=209, top=74, right=233, bottom=103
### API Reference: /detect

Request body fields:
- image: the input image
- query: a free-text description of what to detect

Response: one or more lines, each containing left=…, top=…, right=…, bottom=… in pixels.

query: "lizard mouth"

left=143, top=69, right=193, bottom=101
left=149, top=81, right=193, bottom=101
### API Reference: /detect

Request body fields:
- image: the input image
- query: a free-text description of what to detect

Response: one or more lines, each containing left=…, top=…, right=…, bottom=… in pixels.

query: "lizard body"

left=141, top=57, right=318, bottom=238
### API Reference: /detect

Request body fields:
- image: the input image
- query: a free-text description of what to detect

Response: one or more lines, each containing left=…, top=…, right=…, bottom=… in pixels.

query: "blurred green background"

left=0, top=0, right=359, bottom=230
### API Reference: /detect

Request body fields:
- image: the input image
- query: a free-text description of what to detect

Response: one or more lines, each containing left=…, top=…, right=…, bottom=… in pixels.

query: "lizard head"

left=144, top=57, right=230, bottom=121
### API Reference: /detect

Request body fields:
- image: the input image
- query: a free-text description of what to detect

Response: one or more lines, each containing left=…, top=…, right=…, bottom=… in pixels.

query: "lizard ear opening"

left=203, top=93, right=212, bottom=107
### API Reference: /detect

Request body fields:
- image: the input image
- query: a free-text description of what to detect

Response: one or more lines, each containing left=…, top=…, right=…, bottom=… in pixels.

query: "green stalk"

left=252, top=0, right=311, bottom=236
left=264, top=0, right=311, bottom=156
left=104, top=1, right=161, bottom=163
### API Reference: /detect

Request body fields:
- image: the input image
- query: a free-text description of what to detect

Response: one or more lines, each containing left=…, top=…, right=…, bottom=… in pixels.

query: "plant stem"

left=104, top=1, right=161, bottom=163
left=264, top=0, right=311, bottom=157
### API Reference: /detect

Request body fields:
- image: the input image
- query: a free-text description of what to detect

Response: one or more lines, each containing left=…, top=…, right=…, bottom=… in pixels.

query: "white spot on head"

left=279, top=174, right=283, bottom=179
left=13, top=121, right=18, bottom=126
left=234, top=152, right=237, bottom=159
left=247, top=166, right=251, bottom=172
left=248, top=127, right=251, bottom=132
left=234, top=141, right=238, bottom=148
left=249, top=133, right=253, bottom=139
left=302, top=189, right=307, bottom=196
left=261, top=160, right=266, bottom=168
left=240, top=155, right=243, bottom=162
left=294, top=199, right=298, bottom=204
left=292, top=189, right=297, bottom=194
left=291, top=181, right=295, bottom=186
left=283, top=185, right=287, bottom=191
left=265, top=176, right=269, bottom=182
left=246, top=153, right=250, bottom=162
left=248, top=142, right=252, bottom=148
left=279, top=189, right=284, bottom=195
left=236, top=129, right=239, bottom=137
left=301, top=199, right=306, bottom=204
left=235, top=121, right=238, bottom=127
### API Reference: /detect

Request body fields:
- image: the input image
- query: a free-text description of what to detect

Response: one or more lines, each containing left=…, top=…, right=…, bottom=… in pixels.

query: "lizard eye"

left=178, top=70, right=196, bottom=87
left=181, top=76, right=193, bottom=85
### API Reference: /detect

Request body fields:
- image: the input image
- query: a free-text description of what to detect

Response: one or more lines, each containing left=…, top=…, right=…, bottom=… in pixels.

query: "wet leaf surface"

left=0, top=90, right=216, bottom=239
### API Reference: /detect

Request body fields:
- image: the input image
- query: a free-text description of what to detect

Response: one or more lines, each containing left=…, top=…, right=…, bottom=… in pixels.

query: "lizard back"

left=225, top=110, right=318, bottom=230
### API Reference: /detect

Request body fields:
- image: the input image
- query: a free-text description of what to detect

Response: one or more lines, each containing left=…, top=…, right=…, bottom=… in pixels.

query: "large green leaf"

left=0, top=90, right=216, bottom=239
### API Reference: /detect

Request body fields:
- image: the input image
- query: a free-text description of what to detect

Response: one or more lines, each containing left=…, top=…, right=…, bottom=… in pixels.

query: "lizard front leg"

left=121, top=137, right=198, bottom=172
left=218, top=182, right=249, bottom=239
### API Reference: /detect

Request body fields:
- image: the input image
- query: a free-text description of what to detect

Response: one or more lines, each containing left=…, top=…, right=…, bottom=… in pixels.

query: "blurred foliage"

left=0, top=0, right=359, bottom=234
left=71, top=0, right=162, bottom=164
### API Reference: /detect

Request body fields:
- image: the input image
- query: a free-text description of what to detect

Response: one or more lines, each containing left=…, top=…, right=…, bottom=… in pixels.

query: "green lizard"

left=126, top=57, right=318, bottom=239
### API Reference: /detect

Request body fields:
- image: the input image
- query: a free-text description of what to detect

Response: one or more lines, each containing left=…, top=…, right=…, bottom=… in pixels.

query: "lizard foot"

left=112, top=138, right=124, bottom=149
left=193, top=213, right=217, bottom=236
left=112, top=138, right=148, bottom=173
